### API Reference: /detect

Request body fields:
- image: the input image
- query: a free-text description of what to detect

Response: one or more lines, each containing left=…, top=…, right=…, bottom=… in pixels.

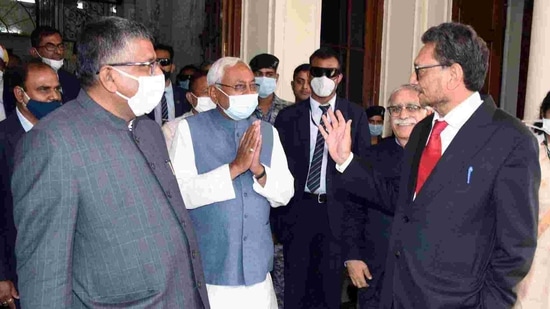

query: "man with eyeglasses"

left=29, top=26, right=80, bottom=104
left=248, top=53, right=292, bottom=125
left=273, top=47, right=371, bottom=309
left=0, top=60, right=62, bottom=309
left=147, top=43, right=191, bottom=126
left=343, top=84, right=429, bottom=309
left=320, top=22, right=540, bottom=309
left=11, top=17, right=209, bottom=308
left=169, top=56, right=294, bottom=308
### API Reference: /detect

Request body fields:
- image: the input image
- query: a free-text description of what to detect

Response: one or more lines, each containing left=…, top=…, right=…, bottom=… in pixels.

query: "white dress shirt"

left=16, top=107, right=34, bottom=132
left=306, top=95, right=336, bottom=194
left=153, top=82, right=176, bottom=125
left=337, top=92, right=484, bottom=172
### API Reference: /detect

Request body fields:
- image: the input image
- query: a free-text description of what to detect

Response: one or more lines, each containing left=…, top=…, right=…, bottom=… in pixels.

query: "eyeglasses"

left=387, top=104, right=424, bottom=116
left=37, top=43, right=66, bottom=52
left=414, top=64, right=448, bottom=79
left=98, top=60, right=160, bottom=75
left=310, top=67, right=340, bottom=78
left=216, top=82, right=259, bottom=93
left=157, top=58, right=172, bottom=66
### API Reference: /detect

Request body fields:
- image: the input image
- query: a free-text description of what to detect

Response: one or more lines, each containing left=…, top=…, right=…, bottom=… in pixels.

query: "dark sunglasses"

left=310, top=67, right=340, bottom=78
left=157, top=58, right=172, bottom=66
left=178, top=74, right=193, bottom=81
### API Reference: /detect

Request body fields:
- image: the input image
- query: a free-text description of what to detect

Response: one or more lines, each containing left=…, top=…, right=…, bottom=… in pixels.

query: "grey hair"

left=387, top=84, right=422, bottom=105
left=77, top=16, right=154, bottom=89
left=206, top=57, right=249, bottom=86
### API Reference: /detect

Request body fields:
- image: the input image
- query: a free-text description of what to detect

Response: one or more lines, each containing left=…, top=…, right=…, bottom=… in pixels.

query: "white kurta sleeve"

left=169, top=119, right=236, bottom=209
left=251, top=127, right=294, bottom=208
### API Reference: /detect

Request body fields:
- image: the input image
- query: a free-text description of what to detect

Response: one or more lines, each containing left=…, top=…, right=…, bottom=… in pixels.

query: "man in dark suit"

left=320, top=22, right=540, bottom=309
left=273, top=47, right=371, bottom=309
left=11, top=17, right=209, bottom=308
left=0, top=60, right=62, bottom=309
left=343, top=84, right=430, bottom=309
left=147, top=44, right=191, bottom=125
left=29, top=26, right=80, bottom=104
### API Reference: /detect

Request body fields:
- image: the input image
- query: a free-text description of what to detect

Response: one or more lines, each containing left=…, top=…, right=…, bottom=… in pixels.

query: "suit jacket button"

left=402, top=216, right=409, bottom=223
left=395, top=251, right=401, bottom=258
left=134, top=137, right=140, bottom=144
left=166, top=191, right=172, bottom=198
left=197, top=281, right=202, bottom=288
left=192, top=250, right=196, bottom=258
left=150, top=163, right=156, bottom=170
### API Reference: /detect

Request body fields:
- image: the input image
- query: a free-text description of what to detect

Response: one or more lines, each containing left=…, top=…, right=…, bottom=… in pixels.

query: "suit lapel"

left=298, top=101, right=312, bottom=174
left=414, top=99, right=499, bottom=203
left=404, top=114, right=433, bottom=201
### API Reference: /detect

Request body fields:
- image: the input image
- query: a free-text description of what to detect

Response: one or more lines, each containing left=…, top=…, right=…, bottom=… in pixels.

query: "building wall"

left=241, top=0, right=322, bottom=102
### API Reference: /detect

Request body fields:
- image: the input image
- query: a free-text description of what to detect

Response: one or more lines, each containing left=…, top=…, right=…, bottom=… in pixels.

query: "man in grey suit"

left=11, top=17, right=210, bottom=308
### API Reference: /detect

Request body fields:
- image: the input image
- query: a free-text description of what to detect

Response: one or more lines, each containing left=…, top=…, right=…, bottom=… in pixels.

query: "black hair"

left=293, top=63, right=310, bottom=79
left=309, top=47, right=341, bottom=69
left=421, top=22, right=489, bottom=92
left=154, top=43, right=174, bottom=60
left=31, top=26, right=62, bottom=48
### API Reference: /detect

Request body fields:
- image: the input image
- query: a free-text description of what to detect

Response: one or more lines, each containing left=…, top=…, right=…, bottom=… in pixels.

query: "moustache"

left=393, top=118, right=417, bottom=126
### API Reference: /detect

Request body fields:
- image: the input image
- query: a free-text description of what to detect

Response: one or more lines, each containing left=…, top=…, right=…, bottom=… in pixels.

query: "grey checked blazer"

left=11, top=90, right=210, bottom=308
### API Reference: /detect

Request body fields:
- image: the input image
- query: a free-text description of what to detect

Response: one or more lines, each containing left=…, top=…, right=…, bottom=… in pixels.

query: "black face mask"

left=163, top=70, right=172, bottom=81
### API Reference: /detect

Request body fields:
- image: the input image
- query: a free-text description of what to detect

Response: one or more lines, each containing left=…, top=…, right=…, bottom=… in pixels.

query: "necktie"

left=415, top=120, right=448, bottom=194
left=306, top=105, right=330, bottom=193
left=161, top=92, right=168, bottom=123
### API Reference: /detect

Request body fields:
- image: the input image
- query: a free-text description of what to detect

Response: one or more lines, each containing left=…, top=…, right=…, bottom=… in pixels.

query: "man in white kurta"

left=169, top=57, right=294, bottom=309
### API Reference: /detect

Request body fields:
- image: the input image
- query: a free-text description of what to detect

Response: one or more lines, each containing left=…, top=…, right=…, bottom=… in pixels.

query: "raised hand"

left=230, top=121, right=260, bottom=179
left=318, top=109, right=352, bottom=165
left=249, top=123, right=263, bottom=176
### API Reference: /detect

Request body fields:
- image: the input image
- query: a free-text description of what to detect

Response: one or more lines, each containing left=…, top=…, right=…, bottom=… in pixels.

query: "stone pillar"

left=241, top=0, right=322, bottom=101
left=523, top=0, right=550, bottom=121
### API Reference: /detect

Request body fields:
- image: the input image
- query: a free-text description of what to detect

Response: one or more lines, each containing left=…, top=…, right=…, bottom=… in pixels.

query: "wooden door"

left=452, top=0, right=507, bottom=106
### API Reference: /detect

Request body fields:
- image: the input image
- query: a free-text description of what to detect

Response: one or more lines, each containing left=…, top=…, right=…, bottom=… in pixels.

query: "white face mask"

left=112, top=67, right=166, bottom=117
left=543, top=118, right=550, bottom=132
left=255, top=76, right=277, bottom=98
left=191, top=93, right=216, bottom=113
left=217, top=87, right=258, bottom=120
left=36, top=50, right=64, bottom=71
left=310, top=76, right=336, bottom=97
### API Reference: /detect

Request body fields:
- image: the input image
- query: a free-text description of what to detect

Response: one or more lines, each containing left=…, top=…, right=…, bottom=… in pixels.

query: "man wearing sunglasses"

left=11, top=17, right=209, bottom=308
left=29, top=26, right=80, bottom=104
left=147, top=44, right=191, bottom=126
left=273, top=47, right=371, bottom=309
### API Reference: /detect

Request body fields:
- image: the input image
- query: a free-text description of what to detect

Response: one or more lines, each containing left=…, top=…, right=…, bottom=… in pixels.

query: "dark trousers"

left=283, top=198, right=342, bottom=309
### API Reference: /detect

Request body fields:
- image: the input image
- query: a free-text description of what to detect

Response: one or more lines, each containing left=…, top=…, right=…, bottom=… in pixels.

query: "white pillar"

left=241, top=0, right=322, bottom=102
left=523, top=0, right=550, bottom=121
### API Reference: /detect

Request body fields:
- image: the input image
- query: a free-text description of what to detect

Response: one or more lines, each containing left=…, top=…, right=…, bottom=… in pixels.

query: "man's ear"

left=276, top=73, right=279, bottom=82
left=170, top=63, right=175, bottom=73
left=98, top=67, right=118, bottom=93
left=208, top=85, right=219, bottom=105
left=186, top=91, right=195, bottom=107
left=13, top=86, right=25, bottom=104
left=29, top=47, right=39, bottom=58
left=336, top=73, right=343, bottom=85
left=447, top=63, right=463, bottom=90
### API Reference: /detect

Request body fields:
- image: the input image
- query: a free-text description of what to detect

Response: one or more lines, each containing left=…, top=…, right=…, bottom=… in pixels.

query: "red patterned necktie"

left=415, top=120, right=448, bottom=194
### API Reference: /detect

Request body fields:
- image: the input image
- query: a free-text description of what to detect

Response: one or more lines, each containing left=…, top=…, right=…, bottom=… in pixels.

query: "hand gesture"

left=249, top=122, right=263, bottom=176
left=318, top=109, right=352, bottom=165
left=230, top=121, right=260, bottom=179
left=346, top=260, right=372, bottom=288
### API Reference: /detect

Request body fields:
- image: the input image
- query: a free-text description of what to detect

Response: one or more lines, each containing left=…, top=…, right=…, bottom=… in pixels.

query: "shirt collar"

left=309, top=95, right=336, bottom=113
left=164, top=81, right=173, bottom=94
left=16, top=106, right=34, bottom=132
left=433, top=92, right=483, bottom=129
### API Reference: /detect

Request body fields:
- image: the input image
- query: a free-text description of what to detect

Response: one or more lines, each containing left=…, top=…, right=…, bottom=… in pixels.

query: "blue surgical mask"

left=217, top=87, right=258, bottom=120
left=22, top=90, right=62, bottom=119
left=369, top=124, right=383, bottom=136
left=255, top=76, right=277, bottom=98
left=178, top=80, right=190, bottom=90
